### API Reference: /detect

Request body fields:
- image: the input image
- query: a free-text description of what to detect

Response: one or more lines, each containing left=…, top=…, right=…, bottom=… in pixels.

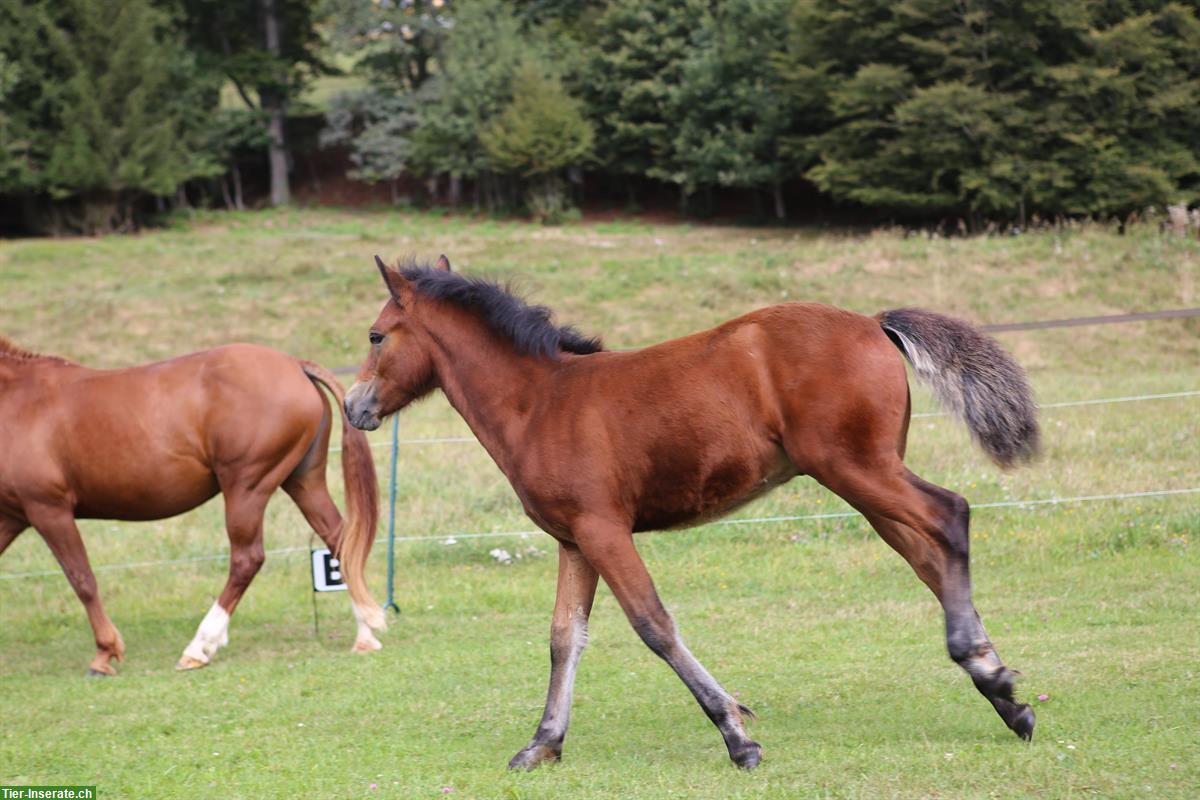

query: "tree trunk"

left=261, top=0, right=290, bottom=207
left=221, top=175, right=235, bottom=210
left=448, top=174, right=462, bottom=208
left=772, top=181, right=786, bottom=220
left=232, top=164, right=246, bottom=211
left=306, top=153, right=322, bottom=193
left=263, top=98, right=290, bottom=206
left=118, top=193, right=135, bottom=233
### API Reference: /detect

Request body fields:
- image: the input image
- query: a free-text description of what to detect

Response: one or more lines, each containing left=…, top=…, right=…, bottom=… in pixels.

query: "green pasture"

left=1, top=210, right=1197, bottom=798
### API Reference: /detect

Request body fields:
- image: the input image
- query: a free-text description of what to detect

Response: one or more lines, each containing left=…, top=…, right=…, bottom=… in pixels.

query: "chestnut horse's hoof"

left=730, top=741, right=762, bottom=770
left=86, top=667, right=114, bottom=678
left=1010, top=703, right=1035, bottom=741
left=351, top=636, right=383, bottom=653
left=175, top=655, right=209, bottom=671
left=507, top=744, right=561, bottom=771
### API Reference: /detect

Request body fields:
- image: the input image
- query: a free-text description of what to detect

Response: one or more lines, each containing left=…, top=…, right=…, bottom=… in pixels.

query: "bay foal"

left=0, top=339, right=385, bottom=674
left=344, top=256, right=1039, bottom=769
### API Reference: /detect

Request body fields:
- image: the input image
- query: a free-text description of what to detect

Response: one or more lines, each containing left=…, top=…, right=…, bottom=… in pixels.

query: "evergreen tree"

left=409, top=0, right=529, bottom=207
left=200, top=109, right=272, bottom=211
left=483, top=59, right=594, bottom=222
left=778, top=0, right=1200, bottom=221
left=321, top=89, right=421, bottom=201
left=0, top=0, right=220, bottom=232
left=582, top=0, right=705, bottom=205
left=319, top=0, right=448, bottom=201
left=0, top=45, right=31, bottom=191
left=1034, top=3, right=1200, bottom=217
left=666, top=0, right=795, bottom=217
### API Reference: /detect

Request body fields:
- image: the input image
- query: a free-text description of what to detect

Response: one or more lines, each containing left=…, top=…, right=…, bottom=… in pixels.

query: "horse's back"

left=0, top=344, right=325, bottom=521
left=558, top=301, right=900, bottom=411
left=518, top=302, right=909, bottom=531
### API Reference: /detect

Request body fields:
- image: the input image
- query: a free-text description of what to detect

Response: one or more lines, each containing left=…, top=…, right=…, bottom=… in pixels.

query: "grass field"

left=1, top=210, right=1197, bottom=798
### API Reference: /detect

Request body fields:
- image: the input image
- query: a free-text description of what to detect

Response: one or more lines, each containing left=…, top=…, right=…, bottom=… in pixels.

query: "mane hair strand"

left=398, top=264, right=603, bottom=360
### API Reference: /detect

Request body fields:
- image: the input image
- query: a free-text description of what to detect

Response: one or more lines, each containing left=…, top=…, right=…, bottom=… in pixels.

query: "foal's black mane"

left=400, top=264, right=603, bottom=360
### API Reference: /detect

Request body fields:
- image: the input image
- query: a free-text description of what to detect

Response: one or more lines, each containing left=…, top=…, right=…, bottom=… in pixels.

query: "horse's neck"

left=0, top=356, right=83, bottom=394
left=433, top=340, right=550, bottom=477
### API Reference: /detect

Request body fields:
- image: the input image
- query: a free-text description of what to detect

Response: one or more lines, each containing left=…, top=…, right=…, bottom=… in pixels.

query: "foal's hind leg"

left=177, top=489, right=269, bottom=670
left=25, top=506, right=124, bottom=675
left=573, top=518, right=761, bottom=769
left=283, top=471, right=380, bottom=653
left=817, top=463, right=1034, bottom=740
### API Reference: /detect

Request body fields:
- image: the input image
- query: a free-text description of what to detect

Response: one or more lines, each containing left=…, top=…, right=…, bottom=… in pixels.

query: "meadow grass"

left=1, top=209, right=1197, bottom=798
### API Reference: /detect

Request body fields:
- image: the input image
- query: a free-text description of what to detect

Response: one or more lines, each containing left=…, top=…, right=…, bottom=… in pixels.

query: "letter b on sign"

left=311, top=548, right=347, bottom=592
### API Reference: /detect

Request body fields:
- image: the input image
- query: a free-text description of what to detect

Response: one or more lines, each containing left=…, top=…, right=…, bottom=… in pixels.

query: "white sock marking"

left=352, top=603, right=382, bottom=652
left=181, top=602, right=230, bottom=664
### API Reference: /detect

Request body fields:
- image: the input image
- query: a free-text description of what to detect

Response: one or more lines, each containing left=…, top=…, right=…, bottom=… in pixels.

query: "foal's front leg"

left=509, top=540, right=598, bottom=770
left=575, top=519, right=761, bottom=769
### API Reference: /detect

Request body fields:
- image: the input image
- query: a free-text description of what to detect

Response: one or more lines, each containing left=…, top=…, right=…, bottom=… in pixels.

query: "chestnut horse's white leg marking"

left=351, top=602, right=382, bottom=653
left=177, top=602, right=230, bottom=670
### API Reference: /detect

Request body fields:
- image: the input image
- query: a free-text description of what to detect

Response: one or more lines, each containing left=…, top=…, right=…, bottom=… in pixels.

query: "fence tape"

left=2, top=486, right=1196, bottom=582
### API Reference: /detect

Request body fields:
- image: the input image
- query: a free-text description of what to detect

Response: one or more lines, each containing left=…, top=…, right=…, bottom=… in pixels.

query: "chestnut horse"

left=342, top=256, right=1039, bottom=769
left=0, top=337, right=385, bottom=675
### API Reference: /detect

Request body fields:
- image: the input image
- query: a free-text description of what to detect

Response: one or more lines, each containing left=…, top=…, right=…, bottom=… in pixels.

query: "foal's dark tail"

left=877, top=308, right=1039, bottom=468
left=301, top=361, right=386, bottom=632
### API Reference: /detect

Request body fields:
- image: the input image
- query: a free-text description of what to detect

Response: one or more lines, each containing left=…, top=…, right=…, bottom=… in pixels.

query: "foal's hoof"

left=507, top=744, right=561, bottom=771
left=175, top=655, right=209, bottom=671
left=1010, top=703, right=1036, bottom=742
left=730, top=741, right=762, bottom=770
left=86, top=667, right=114, bottom=678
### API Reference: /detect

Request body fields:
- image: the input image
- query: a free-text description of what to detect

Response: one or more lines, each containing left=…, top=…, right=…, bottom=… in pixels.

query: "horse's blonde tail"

left=301, top=361, right=386, bottom=631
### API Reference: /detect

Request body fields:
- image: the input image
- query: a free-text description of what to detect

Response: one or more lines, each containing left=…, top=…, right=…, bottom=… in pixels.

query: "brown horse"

left=0, top=337, right=385, bottom=675
left=342, top=256, right=1039, bottom=770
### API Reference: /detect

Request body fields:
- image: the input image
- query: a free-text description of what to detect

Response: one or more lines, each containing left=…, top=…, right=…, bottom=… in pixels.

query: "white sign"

left=311, top=548, right=348, bottom=592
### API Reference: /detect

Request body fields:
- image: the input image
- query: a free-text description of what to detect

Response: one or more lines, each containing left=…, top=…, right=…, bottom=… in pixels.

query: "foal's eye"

left=368, top=331, right=384, bottom=346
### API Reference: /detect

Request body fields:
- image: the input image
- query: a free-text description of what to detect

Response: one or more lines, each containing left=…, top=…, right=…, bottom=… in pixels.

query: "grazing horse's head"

left=343, top=255, right=449, bottom=431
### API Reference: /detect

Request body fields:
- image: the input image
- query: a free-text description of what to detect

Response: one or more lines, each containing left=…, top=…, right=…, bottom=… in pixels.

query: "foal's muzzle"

left=344, top=382, right=382, bottom=431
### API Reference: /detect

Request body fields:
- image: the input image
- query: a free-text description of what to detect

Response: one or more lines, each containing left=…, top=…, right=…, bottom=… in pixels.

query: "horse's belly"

left=632, top=452, right=795, bottom=532
left=73, top=465, right=219, bottom=521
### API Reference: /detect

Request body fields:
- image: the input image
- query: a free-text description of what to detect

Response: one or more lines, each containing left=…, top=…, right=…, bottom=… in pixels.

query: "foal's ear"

left=434, top=254, right=452, bottom=272
left=374, top=255, right=405, bottom=299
